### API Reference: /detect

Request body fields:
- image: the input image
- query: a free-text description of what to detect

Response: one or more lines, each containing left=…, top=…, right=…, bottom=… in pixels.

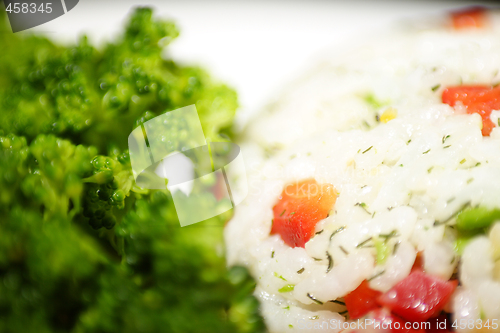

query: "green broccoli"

left=0, top=7, right=264, bottom=333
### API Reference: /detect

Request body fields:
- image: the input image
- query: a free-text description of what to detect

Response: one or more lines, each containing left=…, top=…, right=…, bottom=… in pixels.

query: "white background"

left=26, top=0, right=498, bottom=125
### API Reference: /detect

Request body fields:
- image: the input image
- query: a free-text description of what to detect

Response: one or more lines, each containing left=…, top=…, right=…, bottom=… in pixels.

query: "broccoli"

left=0, top=7, right=264, bottom=333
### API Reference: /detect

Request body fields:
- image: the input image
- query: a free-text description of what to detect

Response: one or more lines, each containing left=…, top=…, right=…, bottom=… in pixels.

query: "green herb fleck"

left=368, top=270, right=386, bottom=282
left=434, top=201, right=472, bottom=226
left=278, top=284, right=295, bottom=293
left=362, top=146, right=373, bottom=154
left=457, top=206, right=500, bottom=231
left=393, top=241, right=400, bottom=255
left=374, top=238, right=390, bottom=265
left=355, top=202, right=371, bottom=214
left=432, top=84, right=441, bottom=92
left=363, top=93, right=388, bottom=109
left=356, top=237, right=373, bottom=248
left=326, top=251, right=334, bottom=273
left=379, top=230, right=398, bottom=240
left=307, top=293, right=323, bottom=305
left=330, top=226, right=346, bottom=240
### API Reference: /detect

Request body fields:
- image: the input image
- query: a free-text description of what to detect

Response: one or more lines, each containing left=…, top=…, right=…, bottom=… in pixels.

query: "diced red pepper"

left=442, top=85, right=500, bottom=136
left=345, top=280, right=382, bottom=319
left=377, top=271, right=458, bottom=322
left=451, top=7, right=486, bottom=29
left=271, top=179, right=336, bottom=248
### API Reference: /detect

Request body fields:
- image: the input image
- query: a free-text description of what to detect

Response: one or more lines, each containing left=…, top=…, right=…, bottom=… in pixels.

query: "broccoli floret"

left=0, top=7, right=236, bottom=152
left=0, top=7, right=264, bottom=333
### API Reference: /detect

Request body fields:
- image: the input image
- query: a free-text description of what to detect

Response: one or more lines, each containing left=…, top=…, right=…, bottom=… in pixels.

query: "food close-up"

left=226, top=6, right=500, bottom=333
left=1, top=2, right=500, bottom=333
left=0, top=6, right=264, bottom=333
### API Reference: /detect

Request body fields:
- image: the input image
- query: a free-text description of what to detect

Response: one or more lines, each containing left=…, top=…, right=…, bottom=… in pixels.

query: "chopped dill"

left=434, top=201, right=471, bottom=226
left=393, top=241, right=401, bottom=255
left=379, top=230, right=398, bottom=240
left=423, top=149, right=431, bottom=154
left=330, top=226, right=346, bottom=240
left=368, top=270, right=385, bottom=281
left=355, top=202, right=371, bottom=214
left=326, top=252, right=334, bottom=273
left=362, top=146, right=373, bottom=154
left=307, top=293, right=323, bottom=305
left=431, top=84, right=441, bottom=92
left=356, top=237, right=373, bottom=248
left=297, top=268, right=305, bottom=274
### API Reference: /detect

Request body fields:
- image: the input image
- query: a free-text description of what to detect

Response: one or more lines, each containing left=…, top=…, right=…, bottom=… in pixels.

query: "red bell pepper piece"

left=377, top=271, right=458, bottom=322
left=271, top=179, right=336, bottom=247
left=442, top=85, right=500, bottom=136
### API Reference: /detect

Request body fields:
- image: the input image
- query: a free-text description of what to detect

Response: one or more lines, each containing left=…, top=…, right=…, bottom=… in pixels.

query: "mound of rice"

left=226, top=8, right=500, bottom=333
